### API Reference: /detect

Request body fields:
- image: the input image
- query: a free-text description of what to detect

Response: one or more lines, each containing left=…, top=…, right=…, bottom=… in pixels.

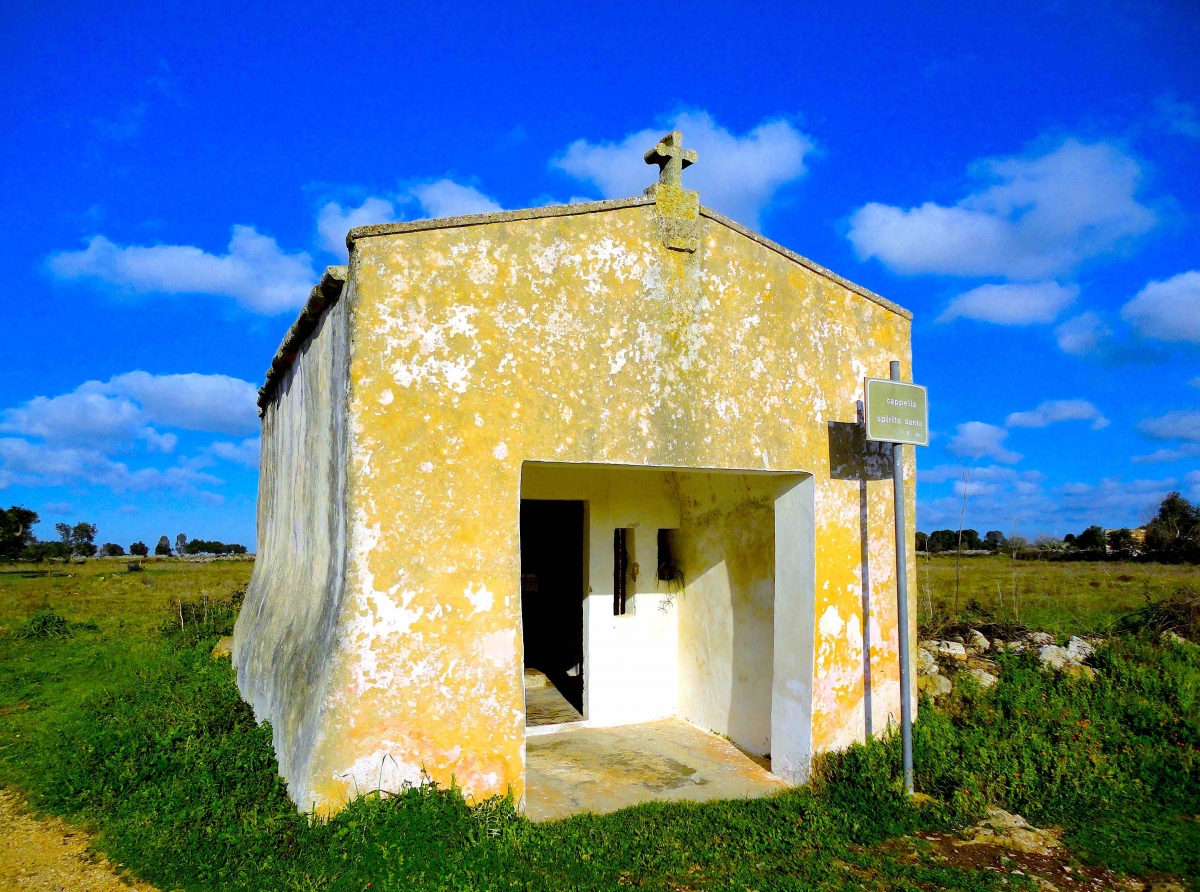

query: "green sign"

left=864, top=378, right=929, bottom=446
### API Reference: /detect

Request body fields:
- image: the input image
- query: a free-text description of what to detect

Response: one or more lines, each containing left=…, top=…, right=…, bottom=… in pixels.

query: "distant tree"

left=1063, top=533, right=1077, bottom=548
left=155, top=535, right=173, bottom=556
left=1076, top=525, right=1107, bottom=551
left=183, top=539, right=250, bottom=556
left=984, top=530, right=1007, bottom=550
left=20, top=541, right=62, bottom=563
left=1144, top=492, right=1199, bottom=552
left=55, top=521, right=98, bottom=560
left=174, top=533, right=188, bottom=557
left=928, top=529, right=958, bottom=553
left=1035, top=534, right=1067, bottom=552
left=99, top=542, right=126, bottom=557
left=915, top=531, right=929, bottom=552
left=959, top=529, right=983, bottom=550
left=1106, top=528, right=1135, bottom=552
left=73, top=522, right=98, bottom=557
left=1007, top=534, right=1030, bottom=551
left=129, top=541, right=149, bottom=557
left=0, top=506, right=40, bottom=560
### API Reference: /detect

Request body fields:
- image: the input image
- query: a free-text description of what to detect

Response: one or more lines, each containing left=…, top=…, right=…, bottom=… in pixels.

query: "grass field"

left=917, top=552, right=1199, bottom=637
left=0, top=556, right=1197, bottom=891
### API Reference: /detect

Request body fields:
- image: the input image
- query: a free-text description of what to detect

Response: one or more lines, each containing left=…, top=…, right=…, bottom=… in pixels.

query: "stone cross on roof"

left=644, top=130, right=697, bottom=189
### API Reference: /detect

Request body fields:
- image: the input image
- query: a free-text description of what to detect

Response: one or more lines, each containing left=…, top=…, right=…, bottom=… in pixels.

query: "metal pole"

left=891, top=359, right=914, bottom=795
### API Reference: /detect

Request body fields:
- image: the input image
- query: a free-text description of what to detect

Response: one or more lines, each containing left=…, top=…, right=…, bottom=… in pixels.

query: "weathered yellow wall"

left=290, top=201, right=913, bottom=811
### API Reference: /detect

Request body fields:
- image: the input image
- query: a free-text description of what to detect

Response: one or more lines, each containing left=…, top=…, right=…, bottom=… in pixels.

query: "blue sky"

left=2, top=0, right=1198, bottom=549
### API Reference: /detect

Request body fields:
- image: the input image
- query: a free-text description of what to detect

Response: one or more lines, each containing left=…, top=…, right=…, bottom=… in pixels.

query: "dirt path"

left=0, top=790, right=159, bottom=892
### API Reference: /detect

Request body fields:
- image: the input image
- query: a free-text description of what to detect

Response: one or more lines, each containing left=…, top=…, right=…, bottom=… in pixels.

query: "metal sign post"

left=865, top=362, right=928, bottom=795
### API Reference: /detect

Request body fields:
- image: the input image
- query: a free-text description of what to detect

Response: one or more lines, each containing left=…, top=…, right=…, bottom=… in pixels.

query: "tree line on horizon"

left=0, top=506, right=247, bottom=562
left=917, top=491, right=1200, bottom=560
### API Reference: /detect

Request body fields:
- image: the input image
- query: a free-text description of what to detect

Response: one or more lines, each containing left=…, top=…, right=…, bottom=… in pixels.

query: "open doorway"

left=520, top=499, right=585, bottom=725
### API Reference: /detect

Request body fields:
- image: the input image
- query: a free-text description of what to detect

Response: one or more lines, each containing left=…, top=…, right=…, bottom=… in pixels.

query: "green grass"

left=0, top=558, right=1197, bottom=891
left=916, top=553, right=1197, bottom=637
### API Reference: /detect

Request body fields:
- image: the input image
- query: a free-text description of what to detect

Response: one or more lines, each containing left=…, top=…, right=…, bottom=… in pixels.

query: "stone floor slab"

left=524, top=717, right=787, bottom=822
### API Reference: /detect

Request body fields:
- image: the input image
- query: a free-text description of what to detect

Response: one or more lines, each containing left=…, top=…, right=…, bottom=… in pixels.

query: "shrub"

left=17, top=609, right=72, bottom=640
left=1115, top=585, right=1200, bottom=642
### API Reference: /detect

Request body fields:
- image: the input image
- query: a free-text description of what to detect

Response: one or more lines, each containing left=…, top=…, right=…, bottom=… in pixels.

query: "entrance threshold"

left=523, top=717, right=786, bottom=822
left=525, top=668, right=584, bottom=727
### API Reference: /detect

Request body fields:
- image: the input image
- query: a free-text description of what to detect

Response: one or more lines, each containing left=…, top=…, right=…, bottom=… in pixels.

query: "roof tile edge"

left=257, top=265, right=347, bottom=414
left=697, top=207, right=911, bottom=320
left=346, top=196, right=656, bottom=247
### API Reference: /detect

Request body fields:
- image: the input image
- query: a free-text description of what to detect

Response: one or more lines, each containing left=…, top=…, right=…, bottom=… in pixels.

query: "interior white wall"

left=770, top=476, right=816, bottom=783
left=521, top=464, right=681, bottom=726
left=673, top=473, right=799, bottom=757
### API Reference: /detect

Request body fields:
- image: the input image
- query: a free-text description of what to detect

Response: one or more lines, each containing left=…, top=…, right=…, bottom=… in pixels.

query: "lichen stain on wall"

left=289, top=203, right=912, bottom=811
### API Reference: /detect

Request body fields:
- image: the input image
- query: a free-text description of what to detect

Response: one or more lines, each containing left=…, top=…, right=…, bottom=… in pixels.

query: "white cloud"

left=946, top=422, right=1021, bottom=463
left=918, top=468, right=1178, bottom=535
left=1138, top=409, right=1200, bottom=443
left=1120, top=270, right=1200, bottom=344
left=1055, top=312, right=1112, bottom=358
left=98, top=371, right=258, bottom=435
left=0, top=371, right=257, bottom=499
left=1191, top=377, right=1200, bottom=389
left=314, top=182, right=499, bottom=260
left=409, top=180, right=502, bottom=219
left=1, top=390, right=149, bottom=447
left=209, top=437, right=261, bottom=468
left=848, top=139, right=1156, bottom=280
left=42, top=501, right=73, bottom=516
left=1131, top=443, right=1200, bottom=464
left=1006, top=399, right=1109, bottom=430
left=317, top=197, right=397, bottom=257
left=553, top=110, right=816, bottom=229
left=0, top=438, right=221, bottom=493
left=48, top=225, right=316, bottom=314
left=0, top=372, right=258, bottom=447
left=937, top=281, right=1078, bottom=325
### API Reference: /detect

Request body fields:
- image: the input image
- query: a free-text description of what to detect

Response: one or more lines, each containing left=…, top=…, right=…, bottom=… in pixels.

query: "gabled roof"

left=347, top=197, right=910, bottom=320
left=260, top=198, right=911, bottom=413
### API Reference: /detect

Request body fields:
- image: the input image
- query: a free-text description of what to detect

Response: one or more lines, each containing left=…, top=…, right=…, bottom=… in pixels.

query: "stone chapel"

left=233, top=131, right=918, bottom=815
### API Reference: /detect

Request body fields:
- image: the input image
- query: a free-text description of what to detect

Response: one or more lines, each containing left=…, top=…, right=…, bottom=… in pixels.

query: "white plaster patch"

left=340, top=745, right=425, bottom=796
left=419, top=461, right=434, bottom=473
left=482, top=628, right=516, bottom=666
left=531, top=240, right=570, bottom=275
left=474, top=414, right=484, bottom=426
left=846, top=613, right=863, bottom=654
left=465, top=582, right=494, bottom=616
left=818, top=605, right=844, bottom=639
left=609, top=348, right=628, bottom=376
left=383, top=303, right=480, bottom=394
left=378, top=389, right=394, bottom=405
left=467, top=253, right=498, bottom=285
left=493, top=442, right=508, bottom=460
